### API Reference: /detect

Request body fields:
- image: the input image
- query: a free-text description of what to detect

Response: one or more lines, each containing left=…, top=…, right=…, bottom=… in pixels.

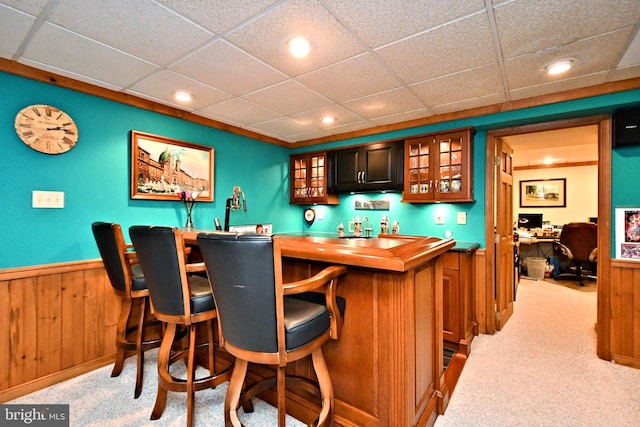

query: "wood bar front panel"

left=283, top=256, right=443, bottom=427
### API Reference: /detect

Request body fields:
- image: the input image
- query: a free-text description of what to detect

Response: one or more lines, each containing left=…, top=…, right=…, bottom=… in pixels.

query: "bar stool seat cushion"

left=284, top=298, right=329, bottom=351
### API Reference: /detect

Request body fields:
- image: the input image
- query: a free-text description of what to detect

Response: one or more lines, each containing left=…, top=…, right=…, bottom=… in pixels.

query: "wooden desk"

left=183, top=231, right=454, bottom=427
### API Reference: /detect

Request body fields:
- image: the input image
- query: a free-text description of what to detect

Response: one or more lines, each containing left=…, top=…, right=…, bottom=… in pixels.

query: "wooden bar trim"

left=0, top=259, right=105, bottom=281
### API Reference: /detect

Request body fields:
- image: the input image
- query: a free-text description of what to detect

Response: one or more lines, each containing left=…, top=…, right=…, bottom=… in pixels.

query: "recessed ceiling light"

left=543, top=157, right=553, bottom=165
left=174, top=91, right=194, bottom=102
left=545, top=60, right=573, bottom=75
left=321, top=116, right=335, bottom=124
left=288, top=37, right=311, bottom=58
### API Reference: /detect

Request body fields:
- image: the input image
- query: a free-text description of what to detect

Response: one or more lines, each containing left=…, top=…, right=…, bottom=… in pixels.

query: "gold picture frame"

left=131, top=131, right=214, bottom=201
left=519, top=178, right=566, bottom=208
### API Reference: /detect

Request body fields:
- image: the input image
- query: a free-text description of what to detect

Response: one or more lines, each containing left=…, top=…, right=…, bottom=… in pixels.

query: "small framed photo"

left=131, top=131, right=214, bottom=202
left=519, top=178, right=566, bottom=208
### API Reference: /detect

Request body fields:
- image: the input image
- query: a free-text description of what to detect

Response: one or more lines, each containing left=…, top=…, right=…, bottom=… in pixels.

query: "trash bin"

left=526, top=257, right=546, bottom=279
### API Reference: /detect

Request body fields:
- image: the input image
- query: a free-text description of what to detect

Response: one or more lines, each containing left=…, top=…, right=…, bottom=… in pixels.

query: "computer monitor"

left=517, top=213, right=543, bottom=230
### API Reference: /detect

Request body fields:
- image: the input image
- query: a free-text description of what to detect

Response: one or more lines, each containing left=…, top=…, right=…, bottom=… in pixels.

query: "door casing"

left=484, top=114, right=612, bottom=359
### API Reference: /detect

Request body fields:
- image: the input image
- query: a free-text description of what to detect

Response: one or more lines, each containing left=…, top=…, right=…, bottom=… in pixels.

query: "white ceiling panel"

left=47, top=0, right=213, bottom=66
left=199, top=98, right=282, bottom=127
left=127, top=70, right=233, bottom=110
left=170, top=39, right=287, bottom=96
left=1, top=0, right=639, bottom=148
left=375, top=12, right=496, bottom=84
left=297, top=53, right=402, bottom=103
left=243, top=79, right=332, bottom=116
left=156, top=0, right=281, bottom=35
left=21, top=23, right=159, bottom=89
left=226, top=0, right=365, bottom=77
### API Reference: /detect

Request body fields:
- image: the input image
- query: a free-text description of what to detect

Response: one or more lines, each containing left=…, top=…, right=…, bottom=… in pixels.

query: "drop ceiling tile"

left=0, top=5, right=35, bottom=57
left=375, top=12, right=496, bottom=84
left=411, top=64, right=504, bottom=107
left=509, top=73, right=607, bottom=101
left=291, top=104, right=365, bottom=130
left=325, top=0, right=485, bottom=48
left=157, top=0, right=280, bottom=35
left=127, top=70, right=233, bottom=110
left=609, top=64, right=640, bottom=82
left=370, top=108, right=432, bottom=126
left=327, top=120, right=376, bottom=135
left=285, top=128, right=333, bottom=142
left=47, top=0, right=213, bottom=66
left=243, top=79, right=332, bottom=116
left=343, top=87, right=426, bottom=120
left=431, top=92, right=506, bottom=115
left=0, top=0, right=48, bottom=16
left=618, top=29, right=640, bottom=68
left=248, top=116, right=315, bottom=137
left=297, top=53, right=402, bottom=103
left=197, top=98, right=282, bottom=126
left=21, top=23, right=159, bottom=89
left=226, top=0, right=365, bottom=77
left=171, top=39, right=287, bottom=96
left=494, top=0, right=640, bottom=59
left=504, top=29, right=632, bottom=90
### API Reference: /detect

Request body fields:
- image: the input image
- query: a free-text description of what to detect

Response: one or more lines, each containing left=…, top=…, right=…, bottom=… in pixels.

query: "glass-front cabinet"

left=290, top=151, right=339, bottom=205
left=403, top=128, right=474, bottom=203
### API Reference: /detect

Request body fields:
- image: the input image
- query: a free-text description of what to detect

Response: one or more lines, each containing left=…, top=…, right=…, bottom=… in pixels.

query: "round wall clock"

left=304, top=208, right=316, bottom=225
left=15, top=104, right=78, bottom=154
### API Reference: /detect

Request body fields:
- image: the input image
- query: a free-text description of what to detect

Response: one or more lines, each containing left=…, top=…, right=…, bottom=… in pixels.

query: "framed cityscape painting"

left=130, top=131, right=214, bottom=202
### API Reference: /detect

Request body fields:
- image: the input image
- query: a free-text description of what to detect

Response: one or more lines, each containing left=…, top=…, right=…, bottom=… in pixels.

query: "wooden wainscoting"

left=0, top=260, right=118, bottom=402
left=610, top=259, right=640, bottom=369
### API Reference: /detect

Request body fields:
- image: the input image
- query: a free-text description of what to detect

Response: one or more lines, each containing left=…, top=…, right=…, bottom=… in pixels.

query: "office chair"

left=129, top=225, right=233, bottom=427
left=554, top=222, right=598, bottom=286
left=196, top=232, right=347, bottom=427
left=91, top=222, right=162, bottom=398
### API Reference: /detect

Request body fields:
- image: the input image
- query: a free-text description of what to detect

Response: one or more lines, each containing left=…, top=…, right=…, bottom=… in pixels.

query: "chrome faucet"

left=363, top=216, right=373, bottom=238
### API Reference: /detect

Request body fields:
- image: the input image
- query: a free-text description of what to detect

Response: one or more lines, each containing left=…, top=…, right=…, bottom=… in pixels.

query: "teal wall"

left=0, top=72, right=299, bottom=268
left=1, top=70, right=639, bottom=269
left=294, top=91, right=640, bottom=252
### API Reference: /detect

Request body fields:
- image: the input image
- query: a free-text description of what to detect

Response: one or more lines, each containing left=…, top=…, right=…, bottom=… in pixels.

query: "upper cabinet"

left=403, top=128, right=474, bottom=203
left=290, top=151, right=339, bottom=205
left=328, top=142, right=404, bottom=193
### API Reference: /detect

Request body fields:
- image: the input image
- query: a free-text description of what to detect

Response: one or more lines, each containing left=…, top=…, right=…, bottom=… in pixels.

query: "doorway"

left=485, top=114, right=612, bottom=360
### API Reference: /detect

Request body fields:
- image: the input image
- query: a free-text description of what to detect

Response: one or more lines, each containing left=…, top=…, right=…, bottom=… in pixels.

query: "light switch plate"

left=457, top=212, right=467, bottom=224
left=33, top=190, right=64, bottom=208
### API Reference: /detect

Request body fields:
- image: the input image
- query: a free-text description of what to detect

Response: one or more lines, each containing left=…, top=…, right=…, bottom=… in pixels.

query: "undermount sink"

left=339, top=235, right=372, bottom=239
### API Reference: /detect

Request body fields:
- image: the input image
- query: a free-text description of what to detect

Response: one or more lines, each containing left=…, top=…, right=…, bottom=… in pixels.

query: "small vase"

left=184, top=202, right=195, bottom=230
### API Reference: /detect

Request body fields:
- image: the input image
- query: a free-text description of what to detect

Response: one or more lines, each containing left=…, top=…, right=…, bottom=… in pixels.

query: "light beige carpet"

left=9, top=351, right=305, bottom=426
left=435, top=278, right=640, bottom=427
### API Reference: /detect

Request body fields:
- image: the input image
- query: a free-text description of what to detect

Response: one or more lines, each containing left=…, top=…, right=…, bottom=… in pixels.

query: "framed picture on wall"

left=615, top=208, right=640, bottom=260
left=519, top=178, right=566, bottom=208
left=130, top=131, right=214, bottom=201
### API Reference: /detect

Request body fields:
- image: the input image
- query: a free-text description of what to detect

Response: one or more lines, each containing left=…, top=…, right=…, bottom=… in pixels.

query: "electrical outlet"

left=457, top=212, right=467, bottom=224
left=435, top=213, right=445, bottom=224
left=32, top=190, right=64, bottom=208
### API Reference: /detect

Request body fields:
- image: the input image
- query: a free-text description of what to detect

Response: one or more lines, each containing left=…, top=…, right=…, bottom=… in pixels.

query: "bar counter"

left=183, top=231, right=455, bottom=427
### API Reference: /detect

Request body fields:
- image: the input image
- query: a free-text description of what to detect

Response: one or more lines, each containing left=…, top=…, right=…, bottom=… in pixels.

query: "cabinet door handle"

left=361, top=171, right=365, bottom=183
left=357, top=171, right=362, bottom=183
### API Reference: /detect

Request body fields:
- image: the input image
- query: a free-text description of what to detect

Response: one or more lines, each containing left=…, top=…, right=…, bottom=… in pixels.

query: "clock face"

left=15, top=104, right=78, bottom=154
left=304, top=208, right=316, bottom=225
